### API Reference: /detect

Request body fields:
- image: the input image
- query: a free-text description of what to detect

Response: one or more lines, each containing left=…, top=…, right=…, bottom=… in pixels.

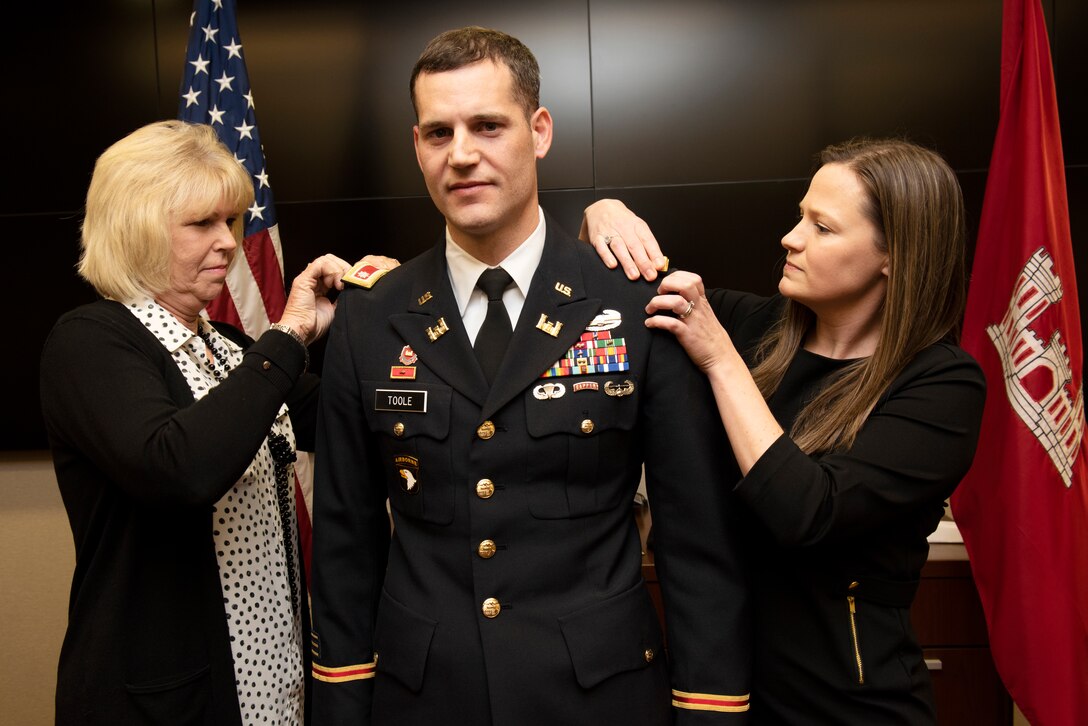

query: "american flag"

left=178, top=0, right=286, bottom=334
left=179, top=0, right=314, bottom=581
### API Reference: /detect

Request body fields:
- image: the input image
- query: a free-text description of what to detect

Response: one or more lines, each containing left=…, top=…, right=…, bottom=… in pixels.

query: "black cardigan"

left=40, top=299, right=318, bottom=725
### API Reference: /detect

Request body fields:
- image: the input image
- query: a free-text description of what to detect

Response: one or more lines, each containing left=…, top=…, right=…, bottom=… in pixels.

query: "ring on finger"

left=678, top=298, right=695, bottom=319
left=603, top=235, right=621, bottom=246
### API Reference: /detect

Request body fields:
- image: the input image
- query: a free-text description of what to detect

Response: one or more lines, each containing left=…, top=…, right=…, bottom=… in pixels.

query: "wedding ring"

left=678, top=299, right=695, bottom=319
left=603, top=235, right=620, bottom=246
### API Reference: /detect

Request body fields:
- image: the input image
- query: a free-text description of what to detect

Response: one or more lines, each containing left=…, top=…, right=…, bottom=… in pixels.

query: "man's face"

left=413, top=59, right=552, bottom=254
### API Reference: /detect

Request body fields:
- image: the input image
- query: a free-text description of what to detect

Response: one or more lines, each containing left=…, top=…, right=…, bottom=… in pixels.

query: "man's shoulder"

left=566, top=238, right=658, bottom=304
left=340, top=246, right=440, bottom=306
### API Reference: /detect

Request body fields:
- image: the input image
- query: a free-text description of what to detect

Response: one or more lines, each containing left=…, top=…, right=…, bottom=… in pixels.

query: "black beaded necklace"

left=268, top=432, right=301, bottom=620
left=198, top=321, right=301, bottom=619
left=196, top=321, right=231, bottom=382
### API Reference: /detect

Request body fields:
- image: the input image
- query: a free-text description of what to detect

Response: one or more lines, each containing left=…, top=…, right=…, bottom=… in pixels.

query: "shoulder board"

left=342, top=261, right=390, bottom=289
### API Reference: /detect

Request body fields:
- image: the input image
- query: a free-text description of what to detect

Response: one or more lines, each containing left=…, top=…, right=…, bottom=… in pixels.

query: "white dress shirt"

left=445, top=206, right=547, bottom=345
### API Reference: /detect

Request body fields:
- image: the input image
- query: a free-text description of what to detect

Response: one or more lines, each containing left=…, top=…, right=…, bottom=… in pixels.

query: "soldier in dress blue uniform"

left=309, top=26, right=751, bottom=726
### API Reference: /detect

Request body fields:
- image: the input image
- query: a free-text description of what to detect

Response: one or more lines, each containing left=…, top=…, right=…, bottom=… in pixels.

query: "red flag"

left=179, top=0, right=313, bottom=584
left=950, top=1, right=1088, bottom=723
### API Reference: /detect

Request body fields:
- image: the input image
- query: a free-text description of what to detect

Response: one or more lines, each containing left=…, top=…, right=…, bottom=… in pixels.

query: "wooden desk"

left=634, top=503, right=1012, bottom=724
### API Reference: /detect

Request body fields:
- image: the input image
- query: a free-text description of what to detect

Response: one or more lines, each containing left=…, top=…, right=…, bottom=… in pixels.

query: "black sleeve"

left=309, top=291, right=389, bottom=726
left=214, top=318, right=321, bottom=450
left=641, top=327, right=752, bottom=722
left=40, top=314, right=309, bottom=508
left=734, top=345, right=986, bottom=547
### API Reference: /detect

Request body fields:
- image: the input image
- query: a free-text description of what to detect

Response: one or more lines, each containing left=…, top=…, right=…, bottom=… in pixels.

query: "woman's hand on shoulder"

left=580, top=199, right=667, bottom=282
left=277, top=252, right=400, bottom=345
left=644, top=270, right=732, bottom=372
left=275, top=254, right=350, bottom=344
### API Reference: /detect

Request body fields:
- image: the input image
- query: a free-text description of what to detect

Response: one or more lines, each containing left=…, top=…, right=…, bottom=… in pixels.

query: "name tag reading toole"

left=375, top=389, right=428, bottom=413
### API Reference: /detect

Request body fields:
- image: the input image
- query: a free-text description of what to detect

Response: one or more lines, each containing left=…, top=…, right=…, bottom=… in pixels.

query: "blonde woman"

left=40, top=120, right=387, bottom=725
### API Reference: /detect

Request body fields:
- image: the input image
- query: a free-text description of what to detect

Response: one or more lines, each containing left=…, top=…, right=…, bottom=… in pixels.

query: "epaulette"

left=342, top=261, right=391, bottom=289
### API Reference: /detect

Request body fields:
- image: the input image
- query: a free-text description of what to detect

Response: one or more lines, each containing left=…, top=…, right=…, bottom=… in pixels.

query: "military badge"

left=541, top=330, right=630, bottom=378
left=533, top=382, right=566, bottom=400
left=342, top=262, right=390, bottom=288
left=572, top=381, right=599, bottom=393
left=604, top=379, right=636, bottom=397
left=586, top=309, right=622, bottom=332
left=394, top=455, right=420, bottom=494
left=536, top=313, right=564, bottom=337
left=390, top=367, right=416, bottom=380
left=399, top=345, right=418, bottom=365
left=426, top=318, right=449, bottom=342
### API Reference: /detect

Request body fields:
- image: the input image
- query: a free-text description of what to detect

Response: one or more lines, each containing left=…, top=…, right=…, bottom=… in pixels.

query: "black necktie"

left=473, top=267, right=514, bottom=384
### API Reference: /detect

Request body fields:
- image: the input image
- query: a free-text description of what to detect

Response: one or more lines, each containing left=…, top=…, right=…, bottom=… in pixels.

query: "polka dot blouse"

left=127, top=299, right=304, bottom=725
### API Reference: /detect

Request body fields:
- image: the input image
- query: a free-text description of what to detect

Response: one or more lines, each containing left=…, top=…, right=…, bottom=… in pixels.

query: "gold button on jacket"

left=481, top=597, right=502, bottom=618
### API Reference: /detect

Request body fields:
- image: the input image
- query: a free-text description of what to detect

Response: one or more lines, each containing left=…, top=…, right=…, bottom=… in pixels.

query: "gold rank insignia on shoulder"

left=554, top=282, right=572, bottom=297
left=426, top=317, right=449, bottom=342
left=536, top=314, right=564, bottom=337
left=342, top=261, right=391, bottom=288
left=604, top=379, right=635, bottom=397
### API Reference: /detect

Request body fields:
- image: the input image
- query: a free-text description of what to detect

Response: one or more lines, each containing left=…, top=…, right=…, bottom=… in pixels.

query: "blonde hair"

left=78, top=120, right=254, bottom=301
left=751, top=138, right=967, bottom=454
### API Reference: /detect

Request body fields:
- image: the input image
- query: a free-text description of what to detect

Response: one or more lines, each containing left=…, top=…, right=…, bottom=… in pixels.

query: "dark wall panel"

left=588, top=0, right=1001, bottom=186
left=5, top=2, right=161, bottom=215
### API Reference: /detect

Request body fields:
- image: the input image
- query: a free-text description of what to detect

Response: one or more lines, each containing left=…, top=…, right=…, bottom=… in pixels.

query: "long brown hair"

left=750, top=138, right=967, bottom=454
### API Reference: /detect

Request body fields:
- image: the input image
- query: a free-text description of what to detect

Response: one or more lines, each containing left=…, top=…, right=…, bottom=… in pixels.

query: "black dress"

left=710, top=289, right=986, bottom=725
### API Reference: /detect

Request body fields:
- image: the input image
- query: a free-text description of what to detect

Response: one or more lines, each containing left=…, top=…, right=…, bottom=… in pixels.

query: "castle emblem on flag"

left=987, top=247, right=1084, bottom=487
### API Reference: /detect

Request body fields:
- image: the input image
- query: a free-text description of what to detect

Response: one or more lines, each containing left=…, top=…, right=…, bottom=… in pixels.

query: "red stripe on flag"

left=205, top=286, right=244, bottom=331
left=242, top=227, right=286, bottom=320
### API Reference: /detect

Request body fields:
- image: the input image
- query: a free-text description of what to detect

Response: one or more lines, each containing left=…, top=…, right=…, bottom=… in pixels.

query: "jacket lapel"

left=388, top=245, right=489, bottom=409
left=482, top=222, right=601, bottom=420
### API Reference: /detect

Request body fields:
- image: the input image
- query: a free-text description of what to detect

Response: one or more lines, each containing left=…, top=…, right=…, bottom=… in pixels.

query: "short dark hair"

left=410, top=26, right=540, bottom=119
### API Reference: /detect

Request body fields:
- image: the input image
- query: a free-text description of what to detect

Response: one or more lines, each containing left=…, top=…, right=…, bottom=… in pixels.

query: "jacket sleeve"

left=734, top=345, right=986, bottom=547
left=641, top=327, right=752, bottom=722
left=214, top=317, right=321, bottom=450
left=39, top=311, right=308, bottom=508
left=309, top=291, right=390, bottom=726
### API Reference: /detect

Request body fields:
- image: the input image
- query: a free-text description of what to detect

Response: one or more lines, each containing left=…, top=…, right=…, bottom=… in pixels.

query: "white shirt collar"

left=445, top=207, right=546, bottom=316
left=124, top=296, right=210, bottom=354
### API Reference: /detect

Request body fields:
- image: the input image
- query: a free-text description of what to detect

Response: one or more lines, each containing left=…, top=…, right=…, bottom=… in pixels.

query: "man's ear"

left=531, top=107, right=553, bottom=159
left=412, top=126, right=424, bottom=171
